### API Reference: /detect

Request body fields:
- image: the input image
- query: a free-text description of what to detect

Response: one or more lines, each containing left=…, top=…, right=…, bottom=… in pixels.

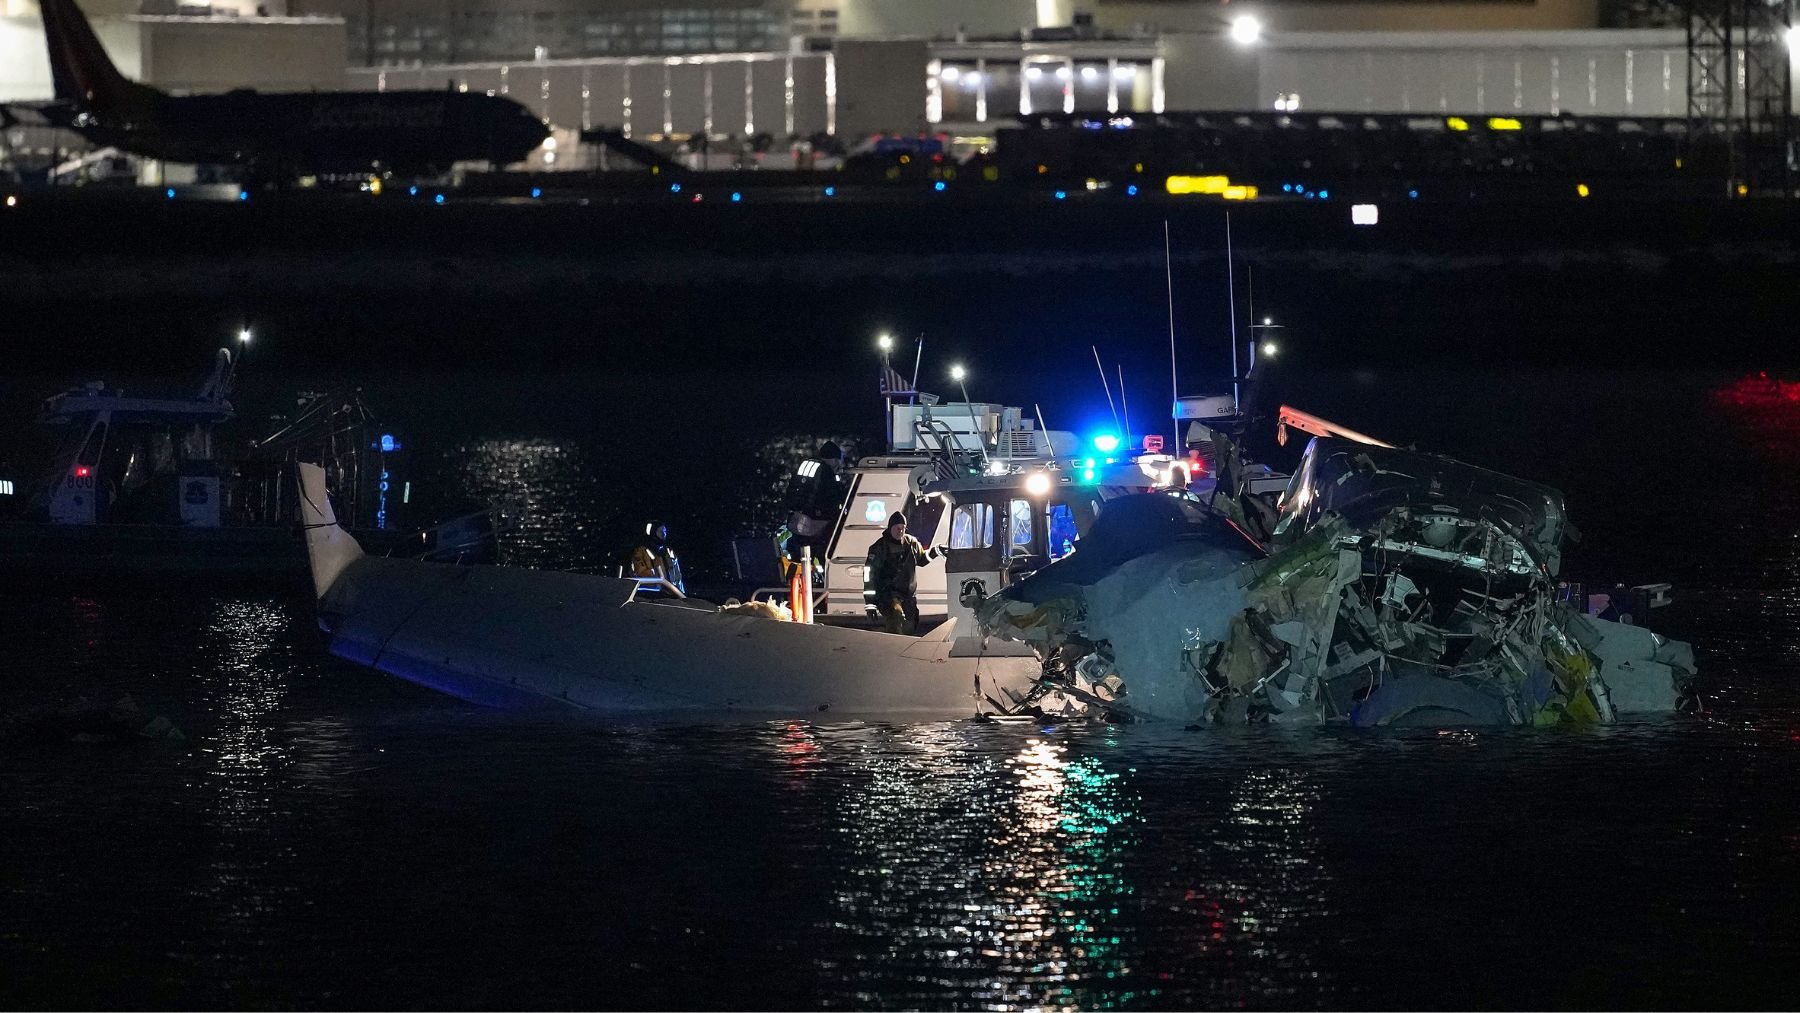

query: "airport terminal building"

left=1, top=0, right=1792, bottom=168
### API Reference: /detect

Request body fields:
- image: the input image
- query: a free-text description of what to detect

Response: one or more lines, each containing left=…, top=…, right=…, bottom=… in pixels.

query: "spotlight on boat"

left=1261, top=341, right=1278, bottom=357
left=238, top=328, right=251, bottom=344
left=1025, top=472, right=1052, bottom=497
left=878, top=333, right=894, bottom=352
left=950, top=364, right=966, bottom=382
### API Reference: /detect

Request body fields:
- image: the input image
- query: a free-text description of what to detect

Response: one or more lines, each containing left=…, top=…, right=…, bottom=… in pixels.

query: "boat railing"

left=621, top=576, right=686, bottom=606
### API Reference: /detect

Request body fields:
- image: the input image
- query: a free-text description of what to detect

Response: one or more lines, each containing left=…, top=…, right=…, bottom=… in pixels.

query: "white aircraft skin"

left=298, top=464, right=1040, bottom=718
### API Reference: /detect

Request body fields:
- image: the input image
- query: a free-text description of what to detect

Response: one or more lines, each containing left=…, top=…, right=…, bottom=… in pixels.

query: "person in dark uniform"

left=784, top=440, right=846, bottom=565
left=865, top=511, right=933, bottom=635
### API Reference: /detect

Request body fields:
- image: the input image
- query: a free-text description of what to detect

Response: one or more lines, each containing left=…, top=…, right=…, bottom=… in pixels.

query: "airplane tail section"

left=38, top=0, right=156, bottom=111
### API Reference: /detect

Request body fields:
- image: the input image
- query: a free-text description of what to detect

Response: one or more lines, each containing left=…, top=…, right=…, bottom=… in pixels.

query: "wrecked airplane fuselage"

left=977, top=436, right=1698, bottom=727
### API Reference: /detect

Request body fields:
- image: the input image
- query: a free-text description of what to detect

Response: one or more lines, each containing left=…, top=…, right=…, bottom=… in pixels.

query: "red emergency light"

left=74, top=466, right=90, bottom=478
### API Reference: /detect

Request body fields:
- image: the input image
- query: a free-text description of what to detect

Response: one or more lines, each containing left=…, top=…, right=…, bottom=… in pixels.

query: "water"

left=4, top=363, right=1800, bottom=1008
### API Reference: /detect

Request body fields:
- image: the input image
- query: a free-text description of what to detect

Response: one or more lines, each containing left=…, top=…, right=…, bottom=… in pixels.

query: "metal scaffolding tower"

left=1683, top=0, right=1795, bottom=194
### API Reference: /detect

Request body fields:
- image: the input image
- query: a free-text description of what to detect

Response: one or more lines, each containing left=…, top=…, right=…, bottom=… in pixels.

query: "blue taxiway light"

left=1054, top=190, right=1066, bottom=200
left=1126, top=184, right=1138, bottom=196
left=530, top=187, right=541, bottom=198
left=670, top=183, right=682, bottom=193
left=731, top=191, right=741, bottom=202
left=165, top=188, right=175, bottom=199
left=934, top=180, right=946, bottom=192
left=824, top=186, right=835, bottom=196
left=1409, top=189, right=1420, bottom=199
left=1319, top=189, right=1330, bottom=199
left=238, top=191, right=248, bottom=201
left=408, top=185, right=418, bottom=196
left=434, top=194, right=445, bottom=204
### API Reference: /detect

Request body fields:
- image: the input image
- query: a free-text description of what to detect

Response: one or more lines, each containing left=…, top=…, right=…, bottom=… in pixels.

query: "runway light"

left=1025, top=472, right=1052, bottom=496
left=1166, top=174, right=1229, bottom=195
left=1093, top=433, right=1120, bottom=453
left=1229, top=14, right=1262, bottom=45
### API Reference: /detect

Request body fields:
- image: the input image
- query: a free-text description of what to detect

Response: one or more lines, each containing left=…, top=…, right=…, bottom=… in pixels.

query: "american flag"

left=880, top=362, right=914, bottom=397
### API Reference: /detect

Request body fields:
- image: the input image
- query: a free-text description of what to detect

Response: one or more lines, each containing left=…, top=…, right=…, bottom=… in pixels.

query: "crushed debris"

left=977, top=434, right=1699, bottom=727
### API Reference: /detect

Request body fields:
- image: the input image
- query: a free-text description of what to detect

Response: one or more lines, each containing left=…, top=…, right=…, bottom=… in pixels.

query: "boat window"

left=948, top=502, right=994, bottom=549
left=1046, top=502, right=1078, bottom=559
left=1009, top=498, right=1034, bottom=547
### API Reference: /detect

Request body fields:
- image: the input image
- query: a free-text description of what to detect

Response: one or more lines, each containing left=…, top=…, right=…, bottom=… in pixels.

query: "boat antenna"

left=1117, top=363, right=1132, bottom=447
left=1092, top=345, right=1120, bottom=431
left=909, top=333, right=924, bottom=404
left=1034, top=403, right=1058, bottom=468
left=1226, top=211, right=1240, bottom=415
left=1163, top=219, right=1179, bottom=452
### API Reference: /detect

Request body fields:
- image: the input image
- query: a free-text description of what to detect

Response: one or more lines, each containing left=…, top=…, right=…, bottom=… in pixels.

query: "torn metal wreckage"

left=974, top=432, right=1699, bottom=727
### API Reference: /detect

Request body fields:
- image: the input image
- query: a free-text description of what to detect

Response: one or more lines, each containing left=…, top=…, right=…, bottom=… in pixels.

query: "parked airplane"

left=29, top=0, right=549, bottom=179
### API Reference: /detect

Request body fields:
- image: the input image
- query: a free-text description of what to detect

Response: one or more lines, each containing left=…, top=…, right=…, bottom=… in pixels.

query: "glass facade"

left=348, top=3, right=791, bottom=68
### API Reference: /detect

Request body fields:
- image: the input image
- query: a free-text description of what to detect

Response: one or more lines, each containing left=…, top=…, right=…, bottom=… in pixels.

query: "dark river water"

left=4, top=196, right=1800, bottom=1008
left=4, top=363, right=1800, bottom=1010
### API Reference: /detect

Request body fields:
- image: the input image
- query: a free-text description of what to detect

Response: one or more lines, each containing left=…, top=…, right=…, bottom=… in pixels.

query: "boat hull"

left=320, top=557, right=1041, bottom=718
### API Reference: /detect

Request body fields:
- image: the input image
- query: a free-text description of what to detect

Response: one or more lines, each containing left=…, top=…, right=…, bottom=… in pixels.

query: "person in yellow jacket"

left=629, top=520, right=685, bottom=593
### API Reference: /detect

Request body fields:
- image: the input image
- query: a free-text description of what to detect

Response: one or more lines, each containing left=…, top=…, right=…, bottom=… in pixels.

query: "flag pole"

left=909, top=333, right=924, bottom=405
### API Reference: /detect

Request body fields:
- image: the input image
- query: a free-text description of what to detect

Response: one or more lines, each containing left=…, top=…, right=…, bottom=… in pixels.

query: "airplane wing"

left=0, top=100, right=80, bottom=129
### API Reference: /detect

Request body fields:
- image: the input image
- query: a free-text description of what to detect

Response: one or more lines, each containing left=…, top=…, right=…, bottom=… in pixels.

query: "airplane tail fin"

left=38, top=0, right=155, bottom=110
left=298, top=462, right=365, bottom=600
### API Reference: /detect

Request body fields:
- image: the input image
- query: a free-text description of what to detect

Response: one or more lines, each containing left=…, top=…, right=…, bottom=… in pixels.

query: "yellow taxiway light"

left=1446, top=116, right=1470, bottom=131
left=1165, top=174, right=1230, bottom=195
left=1576, top=183, right=1590, bottom=198
left=1487, top=116, right=1523, bottom=131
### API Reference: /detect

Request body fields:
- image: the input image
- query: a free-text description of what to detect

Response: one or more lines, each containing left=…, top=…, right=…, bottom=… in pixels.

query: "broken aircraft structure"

left=976, top=426, right=1698, bottom=727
